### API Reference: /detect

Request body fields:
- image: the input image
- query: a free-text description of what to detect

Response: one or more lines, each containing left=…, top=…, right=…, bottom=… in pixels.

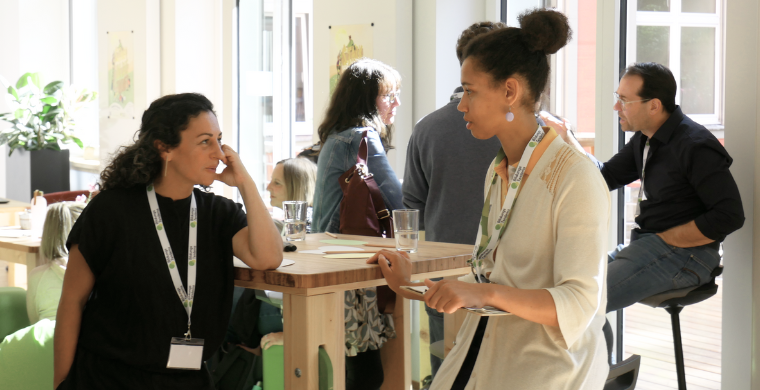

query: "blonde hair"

left=278, top=157, right=318, bottom=206
left=40, top=202, right=86, bottom=264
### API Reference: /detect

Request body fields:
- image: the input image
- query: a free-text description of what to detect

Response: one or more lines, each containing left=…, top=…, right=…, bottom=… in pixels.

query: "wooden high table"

left=0, top=235, right=41, bottom=287
left=234, top=233, right=472, bottom=390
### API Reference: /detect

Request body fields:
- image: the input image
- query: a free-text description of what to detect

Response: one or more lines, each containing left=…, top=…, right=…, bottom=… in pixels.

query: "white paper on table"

left=0, top=230, right=36, bottom=238
left=233, top=257, right=295, bottom=269
left=299, top=246, right=367, bottom=255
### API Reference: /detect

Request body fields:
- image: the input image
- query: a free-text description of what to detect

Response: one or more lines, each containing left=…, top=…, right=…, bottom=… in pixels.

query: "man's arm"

left=401, top=131, right=428, bottom=230
left=660, top=143, right=745, bottom=247
left=657, top=220, right=714, bottom=248
left=539, top=112, right=639, bottom=191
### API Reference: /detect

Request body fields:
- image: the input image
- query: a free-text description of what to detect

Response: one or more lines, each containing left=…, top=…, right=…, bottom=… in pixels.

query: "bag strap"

left=357, top=130, right=393, bottom=237
left=357, top=130, right=369, bottom=165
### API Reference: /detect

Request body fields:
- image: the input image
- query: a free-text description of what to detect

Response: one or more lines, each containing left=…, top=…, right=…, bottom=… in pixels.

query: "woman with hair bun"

left=53, top=93, right=283, bottom=389
left=369, top=8, right=611, bottom=389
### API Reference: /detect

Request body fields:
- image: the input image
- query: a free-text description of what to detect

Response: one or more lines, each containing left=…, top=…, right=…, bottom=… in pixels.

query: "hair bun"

left=518, top=8, right=572, bottom=55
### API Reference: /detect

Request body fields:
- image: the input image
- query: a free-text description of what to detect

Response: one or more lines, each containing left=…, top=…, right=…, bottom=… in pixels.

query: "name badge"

left=167, top=337, right=204, bottom=370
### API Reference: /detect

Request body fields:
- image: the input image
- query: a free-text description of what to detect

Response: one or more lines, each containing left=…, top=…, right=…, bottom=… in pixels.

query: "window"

left=505, top=0, right=599, bottom=155
left=627, top=0, right=723, bottom=127
left=237, top=0, right=313, bottom=207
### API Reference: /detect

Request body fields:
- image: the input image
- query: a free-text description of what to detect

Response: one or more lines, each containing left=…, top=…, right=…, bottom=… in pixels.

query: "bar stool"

left=638, top=265, right=723, bottom=390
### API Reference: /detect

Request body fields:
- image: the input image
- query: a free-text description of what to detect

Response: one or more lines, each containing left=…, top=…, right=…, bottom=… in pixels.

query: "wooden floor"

left=624, top=278, right=722, bottom=390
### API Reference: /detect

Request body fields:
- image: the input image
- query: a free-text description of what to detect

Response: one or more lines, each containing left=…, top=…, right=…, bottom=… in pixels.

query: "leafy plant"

left=0, top=72, right=97, bottom=156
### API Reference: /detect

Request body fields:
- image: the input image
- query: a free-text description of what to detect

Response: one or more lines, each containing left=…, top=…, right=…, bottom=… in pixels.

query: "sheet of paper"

left=400, top=286, right=511, bottom=316
left=299, top=246, right=367, bottom=255
left=0, top=230, right=35, bottom=238
left=233, top=257, right=295, bottom=269
left=324, top=253, right=374, bottom=259
left=319, top=239, right=368, bottom=246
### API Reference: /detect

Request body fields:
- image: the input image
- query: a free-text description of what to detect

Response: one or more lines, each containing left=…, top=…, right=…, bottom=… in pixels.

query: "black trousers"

left=346, top=348, right=384, bottom=390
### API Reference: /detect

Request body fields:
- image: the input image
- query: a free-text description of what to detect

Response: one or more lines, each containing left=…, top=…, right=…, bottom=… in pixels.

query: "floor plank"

left=623, top=280, right=722, bottom=389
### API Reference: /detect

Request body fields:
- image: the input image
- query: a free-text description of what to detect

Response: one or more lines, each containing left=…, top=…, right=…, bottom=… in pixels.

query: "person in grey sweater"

left=403, top=23, right=505, bottom=246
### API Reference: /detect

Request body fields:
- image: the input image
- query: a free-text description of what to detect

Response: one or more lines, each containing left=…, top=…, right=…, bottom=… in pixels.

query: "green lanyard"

left=469, top=126, right=545, bottom=283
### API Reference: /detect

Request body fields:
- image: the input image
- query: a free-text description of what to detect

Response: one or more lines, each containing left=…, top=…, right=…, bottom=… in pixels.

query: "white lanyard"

left=634, top=140, right=651, bottom=220
left=470, top=126, right=545, bottom=283
left=146, top=184, right=198, bottom=338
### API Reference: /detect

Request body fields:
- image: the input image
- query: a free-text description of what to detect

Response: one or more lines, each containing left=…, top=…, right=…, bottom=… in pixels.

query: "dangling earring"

left=506, top=106, right=515, bottom=122
left=164, top=159, right=169, bottom=177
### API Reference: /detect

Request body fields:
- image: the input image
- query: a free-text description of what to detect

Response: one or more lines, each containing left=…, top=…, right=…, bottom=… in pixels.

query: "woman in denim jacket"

left=312, top=59, right=403, bottom=233
left=311, top=58, right=402, bottom=390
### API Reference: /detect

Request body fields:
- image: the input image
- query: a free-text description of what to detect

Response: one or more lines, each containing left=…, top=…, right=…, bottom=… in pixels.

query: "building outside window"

left=237, top=0, right=313, bottom=208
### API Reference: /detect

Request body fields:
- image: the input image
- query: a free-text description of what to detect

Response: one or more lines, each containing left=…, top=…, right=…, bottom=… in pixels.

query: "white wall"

left=0, top=0, right=70, bottom=199
left=97, top=0, right=160, bottom=169
left=71, top=0, right=100, bottom=149
left=723, top=1, right=760, bottom=389
left=312, top=0, right=413, bottom=173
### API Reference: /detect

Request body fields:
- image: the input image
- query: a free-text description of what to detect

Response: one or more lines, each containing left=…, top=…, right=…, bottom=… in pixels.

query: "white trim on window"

left=627, top=0, right=723, bottom=126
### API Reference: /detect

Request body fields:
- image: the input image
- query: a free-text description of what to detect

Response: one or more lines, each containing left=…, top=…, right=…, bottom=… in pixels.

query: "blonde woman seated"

left=266, top=157, right=317, bottom=234
left=368, top=9, right=611, bottom=390
left=0, top=202, right=85, bottom=390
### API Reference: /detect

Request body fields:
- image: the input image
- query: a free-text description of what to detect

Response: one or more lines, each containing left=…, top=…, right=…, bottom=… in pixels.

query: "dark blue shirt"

left=587, top=106, right=744, bottom=243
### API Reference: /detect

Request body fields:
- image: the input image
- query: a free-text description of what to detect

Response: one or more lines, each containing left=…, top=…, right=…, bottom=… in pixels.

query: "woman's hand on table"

left=367, top=249, right=424, bottom=299
left=423, top=279, right=489, bottom=314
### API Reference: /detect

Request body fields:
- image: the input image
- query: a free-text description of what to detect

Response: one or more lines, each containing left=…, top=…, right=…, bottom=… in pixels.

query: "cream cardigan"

left=431, top=136, right=611, bottom=390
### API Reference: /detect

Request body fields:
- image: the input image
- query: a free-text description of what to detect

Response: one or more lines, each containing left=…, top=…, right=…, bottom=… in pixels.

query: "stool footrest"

left=604, top=354, right=641, bottom=390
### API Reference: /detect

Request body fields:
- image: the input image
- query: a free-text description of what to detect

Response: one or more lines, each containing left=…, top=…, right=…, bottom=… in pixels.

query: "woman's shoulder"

left=88, top=186, right=144, bottom=205
left=326, top=126, right=373, bottom=141
left=539, top=139, right=602, bottom=183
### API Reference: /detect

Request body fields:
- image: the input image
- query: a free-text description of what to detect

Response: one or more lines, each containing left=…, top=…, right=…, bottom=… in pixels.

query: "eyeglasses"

left=382, top=92, right=401, bottom=104
left=614, top=92, right=651, bottom=110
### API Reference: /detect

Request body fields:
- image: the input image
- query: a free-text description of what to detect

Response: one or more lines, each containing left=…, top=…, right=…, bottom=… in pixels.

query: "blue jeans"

left=606, top=233, right=721, bottom=313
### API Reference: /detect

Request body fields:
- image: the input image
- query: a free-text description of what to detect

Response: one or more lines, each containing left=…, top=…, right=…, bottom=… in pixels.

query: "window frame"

left=626, top=0, right=724, bottom=127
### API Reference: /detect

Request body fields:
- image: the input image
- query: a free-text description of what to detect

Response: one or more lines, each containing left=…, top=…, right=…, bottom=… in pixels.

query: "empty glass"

left=392, top=209, right=419, bottom=253
left=282, top=201, right=308, bottom=241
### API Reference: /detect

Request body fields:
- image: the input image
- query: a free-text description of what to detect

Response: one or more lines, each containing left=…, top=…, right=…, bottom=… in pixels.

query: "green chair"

left=0, top=287, right=30, bottom=341
left=262, top=345, right=332, bottom=390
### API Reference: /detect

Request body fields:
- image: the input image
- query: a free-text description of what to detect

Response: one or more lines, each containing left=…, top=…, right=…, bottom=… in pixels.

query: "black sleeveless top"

left=61, top=186, right=247, bottom=389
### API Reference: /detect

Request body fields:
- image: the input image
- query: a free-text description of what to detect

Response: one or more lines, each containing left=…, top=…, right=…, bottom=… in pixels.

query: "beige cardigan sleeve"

left=544, top=161, right=611, bottom=349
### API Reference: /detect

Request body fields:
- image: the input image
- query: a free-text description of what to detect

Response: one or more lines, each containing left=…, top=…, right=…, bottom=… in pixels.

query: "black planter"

left=6, top=149, right=70, bottom=201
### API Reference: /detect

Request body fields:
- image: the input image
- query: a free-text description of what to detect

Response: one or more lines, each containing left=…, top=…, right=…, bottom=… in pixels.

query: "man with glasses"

left=542, top=62, right=744, bottom=356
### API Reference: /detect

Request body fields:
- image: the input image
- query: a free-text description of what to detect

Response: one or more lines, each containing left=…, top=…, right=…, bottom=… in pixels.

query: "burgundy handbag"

left=338, top=130, right=394, bottom=238
left=338, top=131, right=396, bottom=313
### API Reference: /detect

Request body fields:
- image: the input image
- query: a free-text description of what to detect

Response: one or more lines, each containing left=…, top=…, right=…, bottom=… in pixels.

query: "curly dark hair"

left=317, top=58, right=401, bottom=152
left=99, top=93, right=216, bottom=190
left=456, top=21, right=507, bottom=64
left=462, top=8, right=572, bottom=107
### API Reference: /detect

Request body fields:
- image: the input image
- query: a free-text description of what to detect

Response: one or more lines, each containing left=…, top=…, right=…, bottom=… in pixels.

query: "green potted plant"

left=0, top=72, right=97, bottom=200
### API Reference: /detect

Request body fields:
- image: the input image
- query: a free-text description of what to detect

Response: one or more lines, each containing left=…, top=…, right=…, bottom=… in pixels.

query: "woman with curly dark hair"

left=369, top=8, right=611, bottom=389
left=53, top=93, right=283, bottom=389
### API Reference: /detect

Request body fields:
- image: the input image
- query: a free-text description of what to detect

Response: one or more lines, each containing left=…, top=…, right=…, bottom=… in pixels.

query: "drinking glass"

left=392, top=209, right=419, bottom=253
left=283, top=201, right=308, bottom=241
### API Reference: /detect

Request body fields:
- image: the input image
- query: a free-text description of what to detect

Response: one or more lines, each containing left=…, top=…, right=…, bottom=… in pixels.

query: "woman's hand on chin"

left=215, top=144, right=252, bottom=188
left=423, top=279, right=489, bottom=314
